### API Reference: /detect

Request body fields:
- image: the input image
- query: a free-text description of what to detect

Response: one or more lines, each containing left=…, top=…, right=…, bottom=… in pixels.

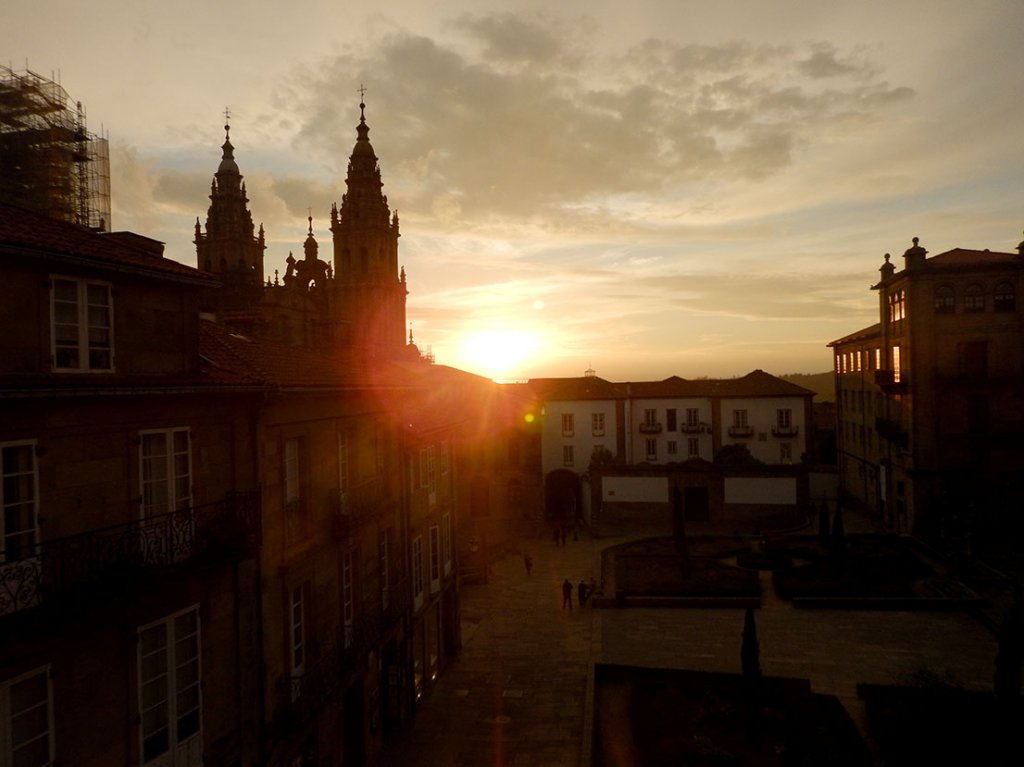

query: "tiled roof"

left=0, top=203, right=215, bottom=283
left=927, top=248, right=1018, bottom=267
left=827, top=323, right=881, bottom=347
left=528, top=370, right=812, bottom=401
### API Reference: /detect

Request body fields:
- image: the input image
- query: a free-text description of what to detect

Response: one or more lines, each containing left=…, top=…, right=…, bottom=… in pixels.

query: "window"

left=686, top=408, right=700, bottom=429
left=777, top=409, right=792, bottom=429
left=780, top=443, right=793, bottom=463
left=591, top=412, right=605, bottom=437
left=667, top=441, right=678, bottom=455
left=888, top=289, right=905, bottom=321
left=934, top=285, right=955, bottom=313
left=875, top=348, right=881, bottom=370
left=733, top=410, right=748, bottom=427
left=687, top=438, right=700, bottom=458
left=283, top=437, right=308, bottom=546
left=892, top=346, right=902, bottom=383
left=2, top=666, right=53, bottom=767
left=138, top=607, right=202, bottom=766
left=994, top=282, right=1016, bottom=312
left=51, top=277, right=113, bottom=371
left=379, top=529, right=390, bottom=611
left=561, top=413, right=574, bottom=437
left=419, top=447, right=436, bottom=492
left=141, top=428, right=191, bottom=517
left=442, top=514, right=452, bottom=578
left=289, top=582, right=310, bottom=684
left=412, top=536, right=424, bottom=611
left=643, top=409, right=657, bottom=427
left=439, top=440, right=450, bottom=475
left=855, top=350, right=863, bottom=372
left=342, top=552, right=354, bottom=648
left=562, top=445, right=574, bottom=467
left=1, top=441, right=38, bottom=562
left=666, top=409, right=677, bottom=432
left=964, top=284, right=985, bottom=313
left=429, top=525, right=441, bottom=594
left=645, top=438, right=657, bottom=461
left=338, top=431, right=349, bottom=504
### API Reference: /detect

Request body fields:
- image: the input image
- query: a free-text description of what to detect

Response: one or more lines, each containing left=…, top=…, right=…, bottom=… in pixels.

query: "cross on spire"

left=223, top=106, right=231, bottom=140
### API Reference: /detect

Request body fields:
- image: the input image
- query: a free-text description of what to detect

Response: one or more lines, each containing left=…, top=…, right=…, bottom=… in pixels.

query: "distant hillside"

left=778, top=372, right=834, bottom=402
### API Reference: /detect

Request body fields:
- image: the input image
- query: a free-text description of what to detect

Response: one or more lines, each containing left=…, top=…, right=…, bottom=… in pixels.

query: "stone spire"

left=195, top=114, right=265, bottom=288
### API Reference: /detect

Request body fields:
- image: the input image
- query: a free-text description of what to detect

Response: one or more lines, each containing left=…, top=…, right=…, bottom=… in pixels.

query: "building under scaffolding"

left=0, top=65, right=110, bottom=231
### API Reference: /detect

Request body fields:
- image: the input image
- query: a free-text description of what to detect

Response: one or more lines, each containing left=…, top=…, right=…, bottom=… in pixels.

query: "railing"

left=728, top=425, right=754, bottom=438
left=680, top=422, right=708, bottom=434
left=875, top=369, right=908, bottom=394
left=0, top=492, right=260, bottom=618
left=771, top=426, right=800, bottom=438
left=639, top=423, right=663, bottom=434
left=331, top=477, right=390, bottom=539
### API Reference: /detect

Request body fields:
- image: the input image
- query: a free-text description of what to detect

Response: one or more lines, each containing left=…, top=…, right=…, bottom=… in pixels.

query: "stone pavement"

left=376, top=521, right=999, bottom=767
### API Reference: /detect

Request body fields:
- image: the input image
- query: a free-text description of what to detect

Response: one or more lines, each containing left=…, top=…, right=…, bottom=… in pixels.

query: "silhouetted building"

left=528, top=370, right=815, bottom=529
left=829, top=235, right=1024, bottom=535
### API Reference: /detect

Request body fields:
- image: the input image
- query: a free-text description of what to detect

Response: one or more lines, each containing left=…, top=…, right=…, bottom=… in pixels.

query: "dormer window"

left=994, top=282, right=1016, bottom=312
left=964, top=284, right=985, bottom=313
left=51, top=277, right=113, bottom=371
left=934, top=285, right=955, bottom=314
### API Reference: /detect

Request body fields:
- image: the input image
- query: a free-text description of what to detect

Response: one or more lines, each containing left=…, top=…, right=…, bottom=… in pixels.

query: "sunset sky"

left=5, top=1, right=1024, bottom=381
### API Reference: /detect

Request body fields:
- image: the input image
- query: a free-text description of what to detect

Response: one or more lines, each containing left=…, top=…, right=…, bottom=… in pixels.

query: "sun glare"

left=459, top=329, right=540, bottom=380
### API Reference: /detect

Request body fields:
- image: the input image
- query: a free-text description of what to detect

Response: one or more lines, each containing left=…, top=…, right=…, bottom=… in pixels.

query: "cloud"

left=273, top=17, right=914, bottom=232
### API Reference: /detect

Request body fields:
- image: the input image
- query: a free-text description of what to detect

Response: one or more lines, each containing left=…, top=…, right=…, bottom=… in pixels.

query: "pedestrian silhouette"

left=562, top=578, right=573, bottom=609
left=523, top=553, right=533, bottom=576
left=578, top=579, right=589, bottom=605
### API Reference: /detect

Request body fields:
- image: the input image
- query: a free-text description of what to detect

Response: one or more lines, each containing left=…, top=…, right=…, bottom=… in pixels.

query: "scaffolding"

left=0, top=65, right=111, bottom=231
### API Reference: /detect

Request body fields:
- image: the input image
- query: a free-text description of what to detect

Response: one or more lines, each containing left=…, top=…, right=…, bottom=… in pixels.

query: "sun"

left=458, top=329, right=540, bottom=380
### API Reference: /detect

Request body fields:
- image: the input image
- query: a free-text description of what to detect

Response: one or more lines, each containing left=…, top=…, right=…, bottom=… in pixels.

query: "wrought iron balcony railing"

left=680, top=422, right=709, bottom=434
left=728, top=425, right=754, bottom=438
left=330, top=477, right=390, bottom=539
left=771, top=426, right=800, bottom=438
left=0, top=492, right=260, bottom=618
left=639, top=422, right=663, bottom=434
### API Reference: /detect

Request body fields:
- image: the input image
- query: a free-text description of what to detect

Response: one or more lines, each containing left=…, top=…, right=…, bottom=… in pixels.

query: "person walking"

left=562, top=578, right=573, bottom=610
left=577, top=578, right=589, bottom=606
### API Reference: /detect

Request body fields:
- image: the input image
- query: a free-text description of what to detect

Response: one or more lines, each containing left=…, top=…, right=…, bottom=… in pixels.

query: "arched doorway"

left=544, top=470, right=581, bottom=523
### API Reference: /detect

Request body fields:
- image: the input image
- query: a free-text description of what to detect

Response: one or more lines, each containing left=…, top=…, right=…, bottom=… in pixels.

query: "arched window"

left=934, top=285, right=955, bottom=313
left=964, top=283, right=985, bottom=313
left=994, top=281, right=1016, bottom=312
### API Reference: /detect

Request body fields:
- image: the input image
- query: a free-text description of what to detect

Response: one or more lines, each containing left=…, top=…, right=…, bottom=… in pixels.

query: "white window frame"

left=342, top=551, right=354, bottom=648
left=561, top=413, right=574, bottom=437
left=667, top=440, right=678, bottom=456
left=429, top=525, right=441, bottom=594
left=441, top=514, right=452, bottom=578
left=687, top=437, right=700, bottom=458
left=780, top=443, right=793, bottom=464
left=777, top=409, right=792, bottom=429
left=412, top=536, right=424, bottom=612
left=645, top=438, right=657, bottom=461
left=1, top=440, right=39, bottom=563
left=137, top=605, right=202, bottom=767
left=591, top=412, right=605, bottom=437
left=686, top=408, right=700, bottom=428
left=562, top=445, right=574, bottom=467
left=439, top=440, right=450, bottom=475
left=289, top=583, right=308, bottom=682
left=140, top=428, right=192, bottom=519
left=1, top=665, right=54, bottom=767
left=51, top=276, right=114, bottom=372
left=733, top=409, right=748, bottom=428
left=643, top=409, right=657, bottom=427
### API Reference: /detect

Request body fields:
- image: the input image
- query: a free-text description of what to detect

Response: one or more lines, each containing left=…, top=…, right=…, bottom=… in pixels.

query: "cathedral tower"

left=330, top=96, right=407, bottom=358
left=195, top=119, right=266, bottom=301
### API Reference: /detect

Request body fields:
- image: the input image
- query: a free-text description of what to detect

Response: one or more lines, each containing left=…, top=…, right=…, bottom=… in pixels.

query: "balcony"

left=331, top=477, right=390, bottom=540
left=771, top=426, right=800, bottom=439
left=680, top=422, right=709, bottom=434
left=875, top=417, right=909, bottom=449
left=0, top=492, right=261, bottom=618
left=875, top=369, right=908, bottom=395
left=727, top=425, right=754, bottom=438
left=638, top=422, right=663, bottom=434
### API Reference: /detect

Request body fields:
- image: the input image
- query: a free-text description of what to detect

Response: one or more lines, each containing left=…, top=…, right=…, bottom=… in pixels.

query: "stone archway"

left=545, top=470, right=581, bottom=522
